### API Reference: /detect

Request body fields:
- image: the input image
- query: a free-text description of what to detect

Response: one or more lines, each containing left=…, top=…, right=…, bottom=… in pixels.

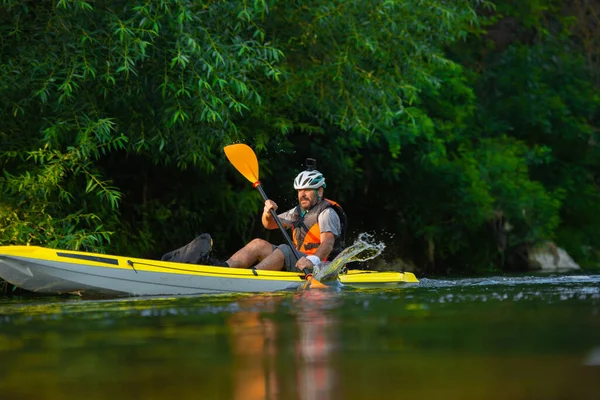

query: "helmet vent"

left=294, top=170, right=326, bottom=190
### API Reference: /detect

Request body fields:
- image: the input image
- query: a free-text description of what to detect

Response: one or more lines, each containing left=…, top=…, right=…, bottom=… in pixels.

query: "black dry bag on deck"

left=160, top=233, right=213, bottom=264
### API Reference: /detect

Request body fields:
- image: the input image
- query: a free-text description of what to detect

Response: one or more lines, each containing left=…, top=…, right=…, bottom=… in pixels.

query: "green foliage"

left=476, top=40, right=600, bottom=267
left=456, top=137, right=561, bottom=245
left=0, top=0, right=281, bottom=250
left=262, top=0, right=486, bottom=142
left=0, top=117, right=123, bottom=249
left=1, top=0, right=598, bottom=277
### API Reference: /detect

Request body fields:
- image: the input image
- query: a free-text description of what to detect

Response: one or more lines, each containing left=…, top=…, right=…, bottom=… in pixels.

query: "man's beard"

left=300, top=196, right=315, bottom=210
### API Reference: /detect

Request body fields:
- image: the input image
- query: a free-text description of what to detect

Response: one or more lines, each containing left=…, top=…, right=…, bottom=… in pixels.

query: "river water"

left=1, top=275, right=599, bottom=399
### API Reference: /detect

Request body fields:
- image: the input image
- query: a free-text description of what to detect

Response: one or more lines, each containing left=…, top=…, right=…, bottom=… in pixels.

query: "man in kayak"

left=218, top=166, right=347, bottom=272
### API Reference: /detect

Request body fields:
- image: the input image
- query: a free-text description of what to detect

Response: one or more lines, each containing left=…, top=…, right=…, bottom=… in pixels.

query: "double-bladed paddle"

left=224, top=143, right=327, bottom=289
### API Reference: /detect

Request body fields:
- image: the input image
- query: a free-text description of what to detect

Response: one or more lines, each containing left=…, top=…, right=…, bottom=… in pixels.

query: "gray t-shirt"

left=278, top=207, right=341, bottom=237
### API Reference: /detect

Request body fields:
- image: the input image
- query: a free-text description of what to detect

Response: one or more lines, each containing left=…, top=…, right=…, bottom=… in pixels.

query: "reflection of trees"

left=226, top=291, right=340, bottom=400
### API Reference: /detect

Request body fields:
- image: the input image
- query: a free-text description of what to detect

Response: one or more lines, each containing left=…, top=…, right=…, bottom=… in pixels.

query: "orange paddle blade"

left=304, top=274, right=328, bottom=289
left=224, top=144, right=260, bottom=183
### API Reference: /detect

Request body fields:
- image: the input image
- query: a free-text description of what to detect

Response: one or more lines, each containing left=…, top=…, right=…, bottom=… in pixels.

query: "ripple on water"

left=419, top=274, right=600, bottom=288
left=401, top=274, right=600, bottom=305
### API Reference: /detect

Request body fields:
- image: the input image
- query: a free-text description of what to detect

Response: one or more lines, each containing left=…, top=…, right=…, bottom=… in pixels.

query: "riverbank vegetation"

left=1, top=0, right=598, bottom=279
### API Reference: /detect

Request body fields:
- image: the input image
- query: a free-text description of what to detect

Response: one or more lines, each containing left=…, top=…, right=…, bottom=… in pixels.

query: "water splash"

left=314, top=233, right=385, bottom=281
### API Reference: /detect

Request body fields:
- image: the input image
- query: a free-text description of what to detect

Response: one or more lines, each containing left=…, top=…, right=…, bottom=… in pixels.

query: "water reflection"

left=293, top=291, right=339, bottom=400
left=1, top=276, right=599, bottom=399
left=226, top=291, right=340, bottom=400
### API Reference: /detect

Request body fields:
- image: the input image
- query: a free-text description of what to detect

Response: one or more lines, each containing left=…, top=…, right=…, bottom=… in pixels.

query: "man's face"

left=297, top=188, right=320, bottom=210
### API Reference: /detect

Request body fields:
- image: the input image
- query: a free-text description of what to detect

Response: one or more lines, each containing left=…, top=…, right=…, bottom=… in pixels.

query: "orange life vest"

left=291, top=198, right=347, bottom=260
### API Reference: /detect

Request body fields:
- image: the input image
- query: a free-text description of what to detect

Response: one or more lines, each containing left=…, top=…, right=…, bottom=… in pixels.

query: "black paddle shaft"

left=255, top=184, right=302, bottom=262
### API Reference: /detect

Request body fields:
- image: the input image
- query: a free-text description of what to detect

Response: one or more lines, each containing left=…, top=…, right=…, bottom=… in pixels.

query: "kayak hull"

left=0, top=257, right=305, bottom=297
left=0, top=246, right=418, bottom=297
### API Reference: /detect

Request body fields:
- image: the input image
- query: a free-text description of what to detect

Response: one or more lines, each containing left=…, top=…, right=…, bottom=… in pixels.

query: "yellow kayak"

left=0, top=245, right=418, bottom=297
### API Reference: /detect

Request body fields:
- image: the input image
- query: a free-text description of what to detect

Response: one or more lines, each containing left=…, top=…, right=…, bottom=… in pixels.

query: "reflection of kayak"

left=0, top=246, right=419, bottom=297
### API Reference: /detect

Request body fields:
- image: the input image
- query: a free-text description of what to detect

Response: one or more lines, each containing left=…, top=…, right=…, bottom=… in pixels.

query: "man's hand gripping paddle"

left=224, top=144, right=327, bottom=289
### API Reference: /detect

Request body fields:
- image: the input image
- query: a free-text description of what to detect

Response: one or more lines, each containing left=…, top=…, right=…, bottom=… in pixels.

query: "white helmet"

left=294, top=170, right=326, bottom=190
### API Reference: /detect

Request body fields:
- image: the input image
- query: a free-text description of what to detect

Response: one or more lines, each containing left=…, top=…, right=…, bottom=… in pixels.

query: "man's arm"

left=262, top=200, right=294, bottom=229
left=262, top=209, right=279, bottom=229
left=314, top=208, right=340, bottom=261
left=296, top=232, right=335, bottom=271
left=313, top=231, right=336, bottom=260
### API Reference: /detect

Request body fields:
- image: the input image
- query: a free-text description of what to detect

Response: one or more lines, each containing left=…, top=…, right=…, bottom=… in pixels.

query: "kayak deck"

left=339, top=269, right=419, bottom=287
left=0, top=245, right=418, bottom=297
